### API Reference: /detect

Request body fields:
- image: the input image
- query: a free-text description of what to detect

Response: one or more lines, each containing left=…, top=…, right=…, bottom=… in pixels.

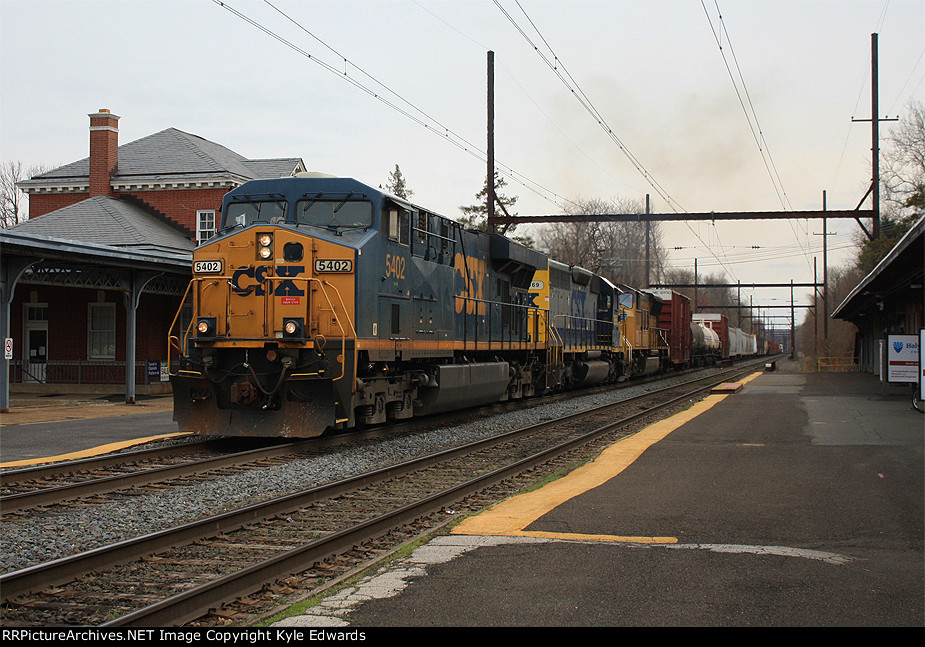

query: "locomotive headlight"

left=284, top=321, right=298, bottom=334
left=257, top=233, right=273, bottom=260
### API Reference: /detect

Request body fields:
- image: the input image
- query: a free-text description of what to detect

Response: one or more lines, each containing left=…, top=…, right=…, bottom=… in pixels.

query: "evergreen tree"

left=458, top=170, right=533, bottom=247
left=458, top=170, right=518, bottom=230
left=381, top=164, right=413, bottom=200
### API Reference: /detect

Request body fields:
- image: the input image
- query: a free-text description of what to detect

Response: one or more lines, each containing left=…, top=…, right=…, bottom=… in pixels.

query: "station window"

left=88, top=303, right=116, bottom=360
left=197, top=210, right=216, bottom=245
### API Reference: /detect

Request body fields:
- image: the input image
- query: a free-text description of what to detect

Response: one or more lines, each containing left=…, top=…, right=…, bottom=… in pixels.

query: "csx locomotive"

left=168, top=173, right=753, bottom=438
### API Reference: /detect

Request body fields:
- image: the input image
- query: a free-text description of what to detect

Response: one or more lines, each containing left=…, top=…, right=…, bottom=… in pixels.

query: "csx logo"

left=231, top=265, right=305, bottom=297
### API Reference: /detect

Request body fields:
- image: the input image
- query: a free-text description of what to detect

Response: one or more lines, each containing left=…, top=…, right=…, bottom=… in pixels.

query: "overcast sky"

left=2, top=0, right=923, bottom=314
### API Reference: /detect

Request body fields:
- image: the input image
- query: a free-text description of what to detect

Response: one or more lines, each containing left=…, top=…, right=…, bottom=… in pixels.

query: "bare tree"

left=1, top=161, right=50, bottom=228
left=856, top=100, right=925, bottom=271
left=795, top=263, right=865, bottom=361
left=538, top=196, right=662, bottom=288
left=881, top=99, right=924, bottom=217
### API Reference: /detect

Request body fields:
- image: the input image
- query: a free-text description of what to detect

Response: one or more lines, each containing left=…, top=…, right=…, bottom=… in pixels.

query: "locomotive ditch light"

left=196, top=317, right=216, bottom=337
left=283, top=317, right=304, bottom=338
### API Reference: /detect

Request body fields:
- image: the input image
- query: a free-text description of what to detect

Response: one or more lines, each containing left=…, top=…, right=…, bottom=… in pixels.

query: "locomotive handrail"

left=167, top=280, right=195, bottom=376
left=315, top=277, right=358, bottom=389
left=166, top=275, right=357, bottom=388
left=546, top=314, right=564, bottom=385
left=454, top=295, right=543, bottom=352
left=552, top=313, right=614, bottom=351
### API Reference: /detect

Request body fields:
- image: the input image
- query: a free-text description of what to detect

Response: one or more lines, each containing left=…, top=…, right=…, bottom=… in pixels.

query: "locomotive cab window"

left=385, top=207, right=410, bottom=246
left=297, top=198, right=373, bottom=229
left=224, top=200, right=288, bottom=229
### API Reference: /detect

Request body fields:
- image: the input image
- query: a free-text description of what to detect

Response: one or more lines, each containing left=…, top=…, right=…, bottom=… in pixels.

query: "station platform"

left=1, top=367, right=921, bottom=626
left=0, top=393, right=181, bottom=467
left=272, top=363, right=923, bottom=627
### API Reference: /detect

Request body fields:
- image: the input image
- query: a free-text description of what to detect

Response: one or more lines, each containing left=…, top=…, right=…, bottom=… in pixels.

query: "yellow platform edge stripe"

left=452, top=371, right=765, bottom=543
left=0, top=433, right=194, bottom=468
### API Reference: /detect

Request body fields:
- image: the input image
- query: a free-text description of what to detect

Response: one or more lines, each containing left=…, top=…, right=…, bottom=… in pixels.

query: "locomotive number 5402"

left=314, top=259, right=353, bottom=273
left=194, top=260, right=223, bottom=274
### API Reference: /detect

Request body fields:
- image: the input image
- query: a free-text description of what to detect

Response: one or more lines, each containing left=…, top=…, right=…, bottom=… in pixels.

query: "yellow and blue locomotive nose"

left=171, top=225, right=358, bottom=437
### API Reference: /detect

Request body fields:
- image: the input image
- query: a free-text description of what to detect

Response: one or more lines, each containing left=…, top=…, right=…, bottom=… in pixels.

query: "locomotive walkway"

left=272, top=360, right=923, bottom=627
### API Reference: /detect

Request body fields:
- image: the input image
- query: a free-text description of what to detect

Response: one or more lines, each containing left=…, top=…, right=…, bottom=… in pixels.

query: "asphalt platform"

left=1, top=362, right=922, bottom=626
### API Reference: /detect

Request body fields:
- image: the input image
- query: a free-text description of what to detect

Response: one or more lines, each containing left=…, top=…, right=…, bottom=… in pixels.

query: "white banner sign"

left=887, top=334, right=919, bottom=383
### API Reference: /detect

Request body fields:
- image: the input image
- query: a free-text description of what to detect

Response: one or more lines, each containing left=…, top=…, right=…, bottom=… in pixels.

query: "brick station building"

left=0, top=109, right=304, bottom=408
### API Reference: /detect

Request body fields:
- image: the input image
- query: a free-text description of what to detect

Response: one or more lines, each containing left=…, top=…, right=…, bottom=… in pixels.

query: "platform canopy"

left=0, top=228, right=192, bottom=411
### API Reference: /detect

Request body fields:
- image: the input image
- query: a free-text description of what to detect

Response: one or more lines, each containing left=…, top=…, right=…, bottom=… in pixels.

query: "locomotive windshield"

left=296, top=196, right=373, bottom=229
left=224, top=200, right=288, bottom=229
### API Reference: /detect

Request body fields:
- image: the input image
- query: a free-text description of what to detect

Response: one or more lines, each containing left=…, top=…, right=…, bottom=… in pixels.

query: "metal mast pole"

left=487, top=50, right=495, bottom=233
left=872, top=33, right=880, bottom=240
left=645, top=194, right=650, bottom=287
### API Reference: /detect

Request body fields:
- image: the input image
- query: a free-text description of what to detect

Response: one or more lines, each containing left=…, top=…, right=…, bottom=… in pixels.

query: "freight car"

left=692, top=313, right=758, bottom=360
left=167, top=174, right=732, bottom=438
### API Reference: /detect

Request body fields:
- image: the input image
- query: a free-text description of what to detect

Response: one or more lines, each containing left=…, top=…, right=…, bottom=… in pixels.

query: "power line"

left=701, top=1, right=818, bottom=277
left=493, top=0, right=684, bottom=213
left=212, top=0, right=575, bottom=211
left=494, top=0, right=747, bottom=282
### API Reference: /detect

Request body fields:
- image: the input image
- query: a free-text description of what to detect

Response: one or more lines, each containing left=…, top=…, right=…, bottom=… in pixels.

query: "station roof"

left=832, top=215, right=924, bottom=322
left=0, top=229, right=191, bottom=274
left=5, top=196, right=195, bottom=256
left=18, top=128, right=305, bottom=191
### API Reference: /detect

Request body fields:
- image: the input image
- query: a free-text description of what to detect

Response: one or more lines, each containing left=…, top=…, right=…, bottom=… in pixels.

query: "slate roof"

left=8, top=196, right=195, bottom=255
left=19, top=128, right=304, bottom=187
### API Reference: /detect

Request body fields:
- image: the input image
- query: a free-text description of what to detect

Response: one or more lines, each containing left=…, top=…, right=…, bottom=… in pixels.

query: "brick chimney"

left=88, top=109, right=120, bottom=196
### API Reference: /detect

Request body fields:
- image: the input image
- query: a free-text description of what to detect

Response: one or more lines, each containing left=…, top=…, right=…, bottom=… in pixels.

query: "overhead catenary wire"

left=701, top=1, right=819, bottom=279
left=495, top=0, right=744, bottom=282
left=213, top=0, right=577, bottom=211
left=493, top=0, right=685, bottom=214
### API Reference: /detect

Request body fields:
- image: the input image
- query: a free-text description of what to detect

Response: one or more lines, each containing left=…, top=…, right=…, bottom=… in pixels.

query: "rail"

left=0, top=359, right=768, bottom=624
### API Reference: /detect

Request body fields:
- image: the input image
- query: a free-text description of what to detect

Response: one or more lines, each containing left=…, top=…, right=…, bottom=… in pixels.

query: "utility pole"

left=645, top=194, right=650, bottom=287
left=872, top=32, right=881, bottom=240
left=790, top=280, right=795, bottom=361
left=852, top=33, right=898, bottom=240
left=487, top=50, right=495, bottom=233
left=812, top=190, right=836, bottom=358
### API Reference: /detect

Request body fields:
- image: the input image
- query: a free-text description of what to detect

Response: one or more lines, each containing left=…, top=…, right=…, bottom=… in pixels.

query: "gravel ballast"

left=1, top=367, right=733, bottom=574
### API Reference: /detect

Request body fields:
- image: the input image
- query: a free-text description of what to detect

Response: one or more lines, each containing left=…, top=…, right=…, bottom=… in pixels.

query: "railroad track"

left=0, top=438, right=319, bottom=513
left=0, top=360, right=745, bottom=513
left=0, top=360, right=768, bottom=627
